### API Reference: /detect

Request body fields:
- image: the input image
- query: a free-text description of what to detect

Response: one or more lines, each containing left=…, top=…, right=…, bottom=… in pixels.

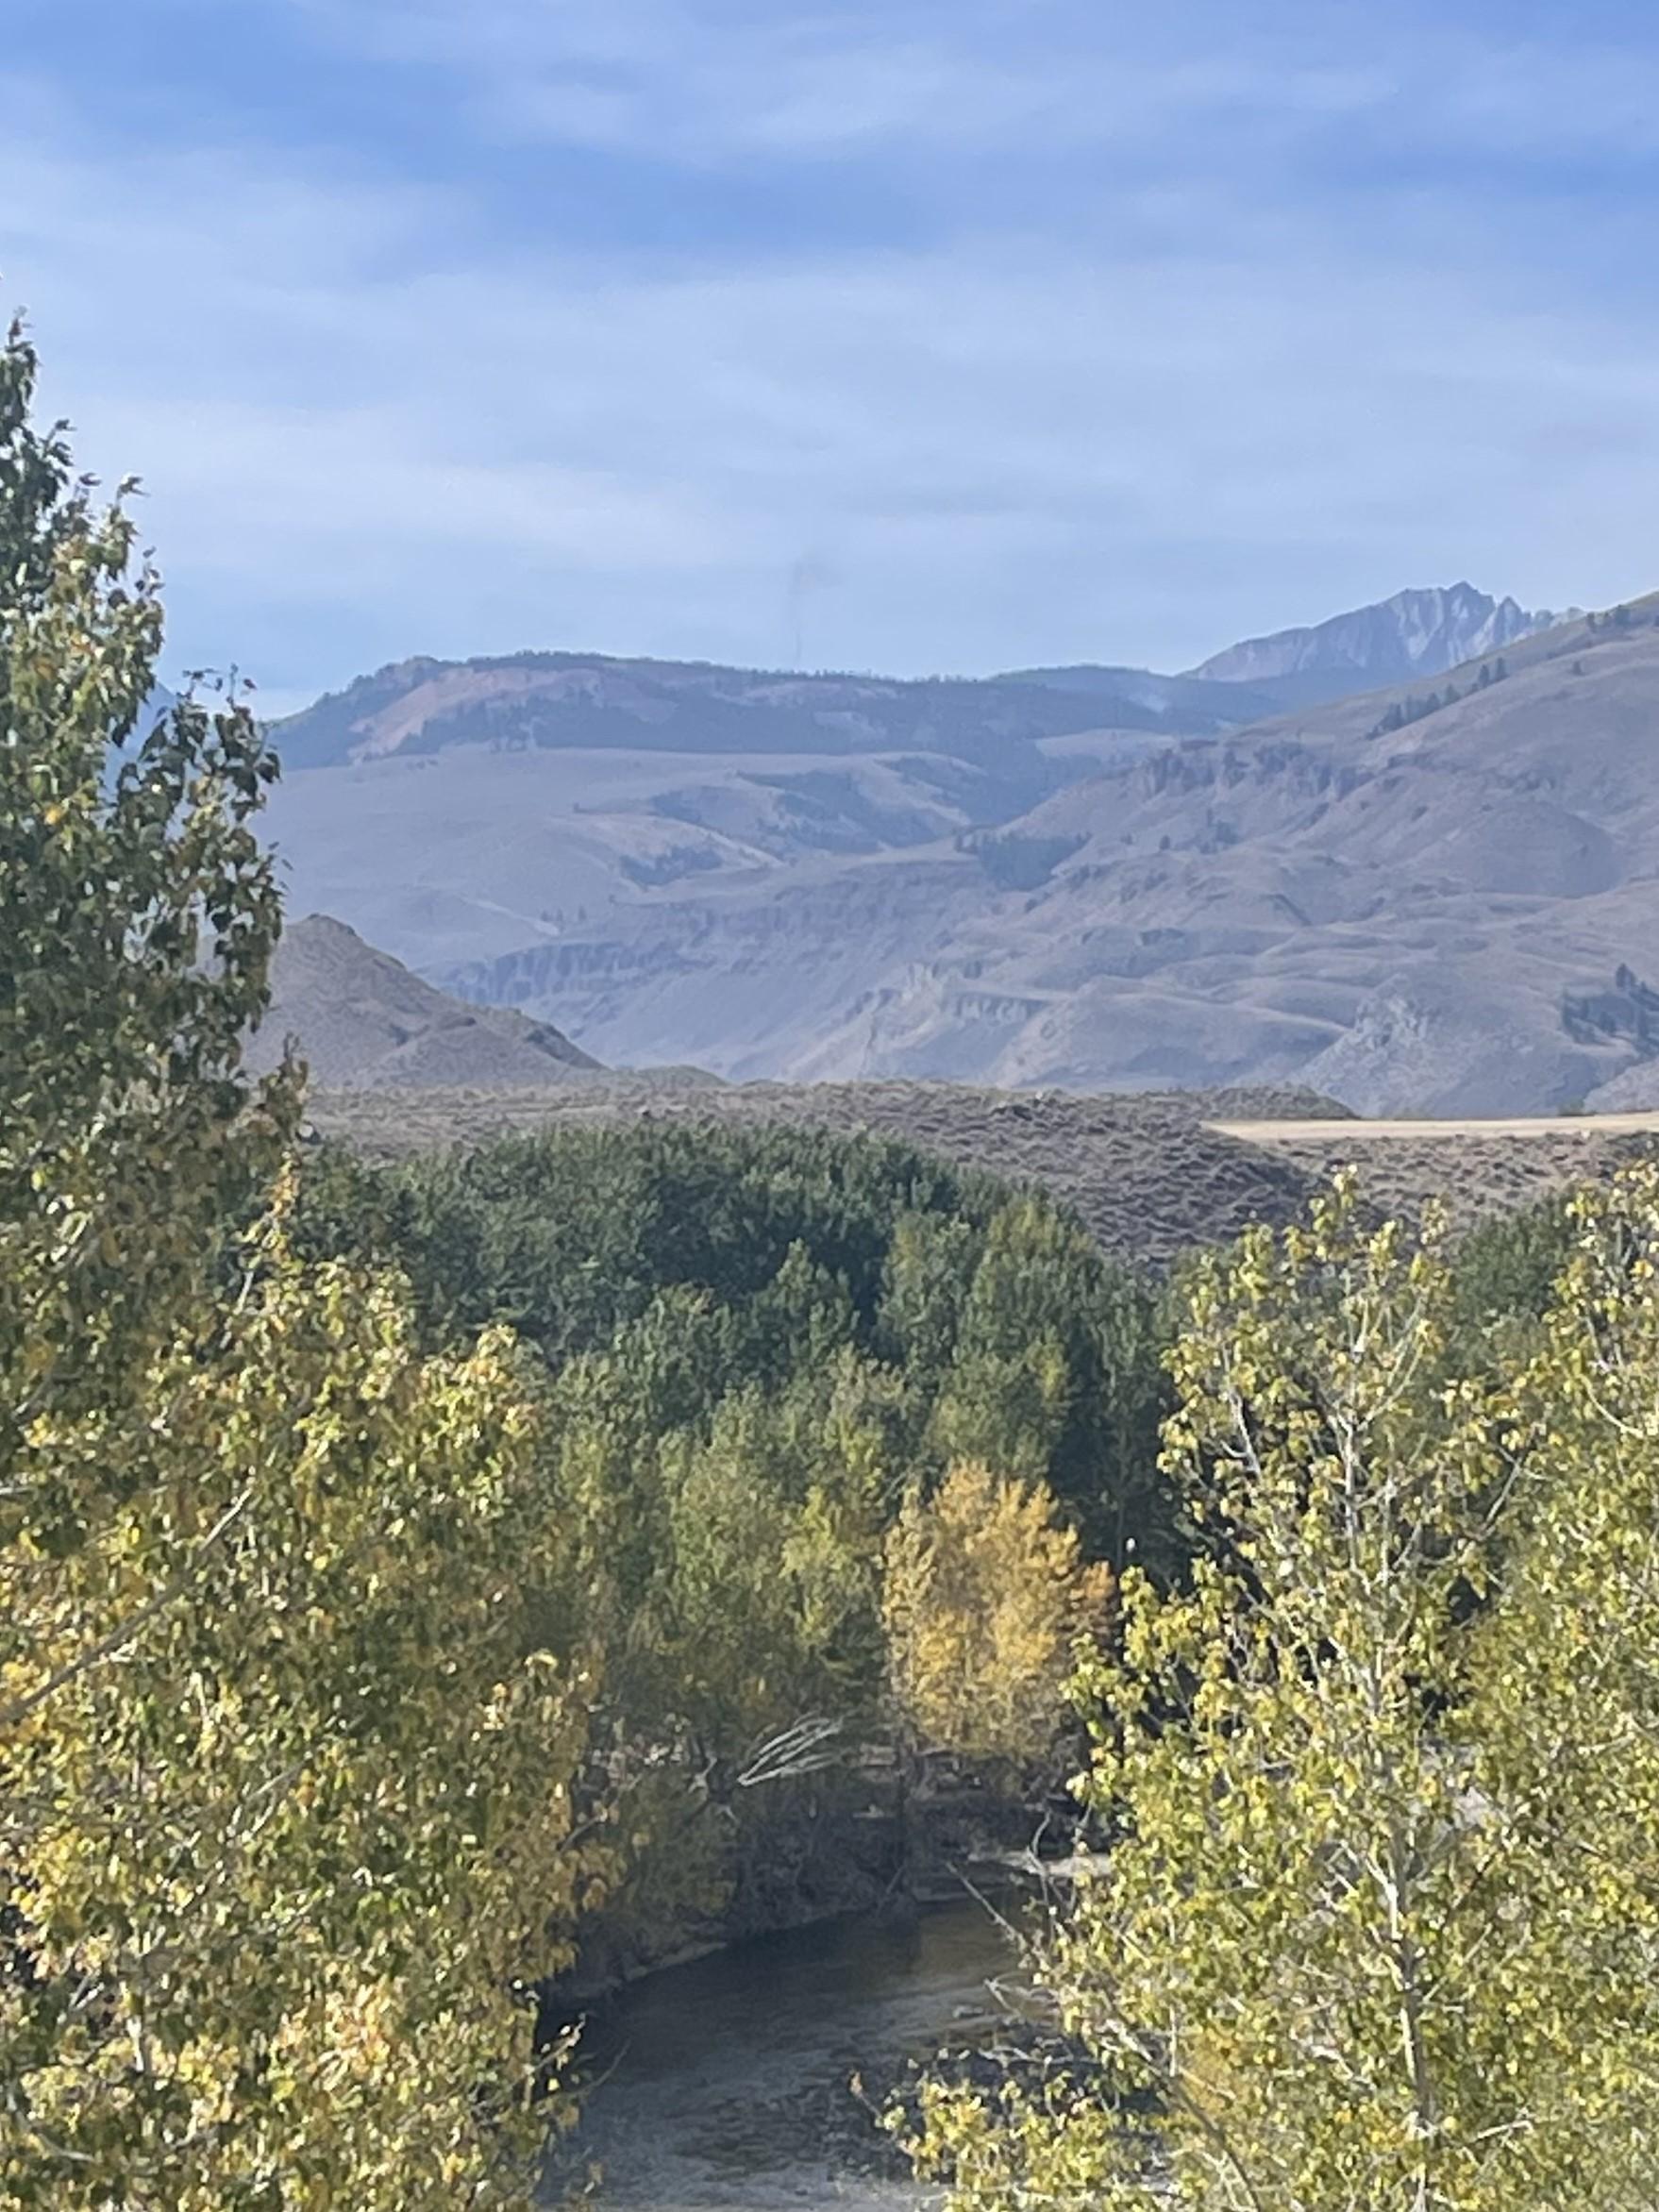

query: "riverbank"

left=546, top=1768, right=1062, bottom=2013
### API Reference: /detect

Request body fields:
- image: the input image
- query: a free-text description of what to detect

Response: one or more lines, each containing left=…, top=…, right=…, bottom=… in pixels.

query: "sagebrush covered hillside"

left=262, top=598, right=1659, bottom=1113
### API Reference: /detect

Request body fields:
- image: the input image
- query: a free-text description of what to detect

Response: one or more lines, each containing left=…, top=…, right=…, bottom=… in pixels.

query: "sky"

left=7, top=0, right=1659, bottom=712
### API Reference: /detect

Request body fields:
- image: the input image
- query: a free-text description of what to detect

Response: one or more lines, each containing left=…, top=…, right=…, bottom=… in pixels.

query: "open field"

left=1206, top=1113, right=1659, bottom=1246
left=1214, top=1113, right=1659, bottom=1141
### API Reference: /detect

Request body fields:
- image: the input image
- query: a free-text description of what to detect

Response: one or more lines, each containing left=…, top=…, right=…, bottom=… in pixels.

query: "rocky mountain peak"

left=1185, top=583, right=1568, bottom=700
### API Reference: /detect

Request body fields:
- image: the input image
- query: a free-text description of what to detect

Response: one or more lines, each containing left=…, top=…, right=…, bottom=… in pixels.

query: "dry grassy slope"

left=1215, top=1114, right=1659, bottom=1236
left=250, top=914, right=603, bottom=1089
left=260, top=597, right=1659, bottom=1115
left=268, top=652, right=1209, bottom=772
left=306, top=1081, right=1326, bottom=1268
left=257, top=751, right=1014, bottom=980
left=306, top=1078, right=1652, bottom=1269
left=796, top=598, right=1659, bottom=1113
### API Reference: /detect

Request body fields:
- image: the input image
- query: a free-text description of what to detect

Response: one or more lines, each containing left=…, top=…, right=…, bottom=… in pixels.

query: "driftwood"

left=735, top=1715, right=846, bottom=1789
left=976, top=1845, right=1112, bottom=1883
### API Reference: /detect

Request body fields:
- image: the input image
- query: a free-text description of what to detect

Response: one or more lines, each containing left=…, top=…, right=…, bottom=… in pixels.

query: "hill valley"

left=258, top=588, right=1659, bottom=1114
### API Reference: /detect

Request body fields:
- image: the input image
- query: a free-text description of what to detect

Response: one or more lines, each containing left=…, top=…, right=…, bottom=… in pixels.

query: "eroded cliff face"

left=262, top=596, right=1659, bottom=1114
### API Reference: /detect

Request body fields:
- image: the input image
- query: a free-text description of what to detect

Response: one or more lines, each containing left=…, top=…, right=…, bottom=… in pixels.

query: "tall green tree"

left=0, top=318, right=595, bottom=2210
left=921, top=1198, right=1167, bottom=1560
left=900, top=1177, right=1659, bottom=2212
left=0, top=318, right=290, bottom=1486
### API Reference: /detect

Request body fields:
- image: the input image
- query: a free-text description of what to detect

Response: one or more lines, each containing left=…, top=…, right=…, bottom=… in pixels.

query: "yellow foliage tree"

left=881, top=1462, right=1111, bottom=1774
left=897, top=1175, right=1659, bottom=2212
left=0, top=318, right=598, bottom=2210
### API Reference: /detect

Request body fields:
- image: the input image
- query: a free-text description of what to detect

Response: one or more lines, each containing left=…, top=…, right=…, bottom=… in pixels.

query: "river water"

left=551, top=1900, right=1021, bottom=2211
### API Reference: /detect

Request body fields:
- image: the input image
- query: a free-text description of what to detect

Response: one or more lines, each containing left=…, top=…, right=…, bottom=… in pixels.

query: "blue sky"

left=7, top=0, right=1659, bottom=710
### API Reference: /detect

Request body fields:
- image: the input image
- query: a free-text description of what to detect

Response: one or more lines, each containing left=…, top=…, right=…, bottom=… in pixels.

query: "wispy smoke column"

left=785, top=551, right=842, bottom=669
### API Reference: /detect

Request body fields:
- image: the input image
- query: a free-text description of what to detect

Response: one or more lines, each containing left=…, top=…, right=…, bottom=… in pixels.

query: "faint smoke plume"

left=785, top=550, right=842, bottom=669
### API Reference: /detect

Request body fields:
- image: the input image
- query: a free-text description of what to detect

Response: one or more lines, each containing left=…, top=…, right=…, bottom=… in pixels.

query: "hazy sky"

left=7, top=0, right=1659, bottom=710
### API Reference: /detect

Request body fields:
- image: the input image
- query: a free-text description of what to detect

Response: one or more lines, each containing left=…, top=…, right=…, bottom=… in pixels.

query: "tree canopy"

left=898, top=1172, right=1659, bottom=2212
left=1, top=316, right=597, bottom=2212
left=294, top=1121, right=1169, bottom=1966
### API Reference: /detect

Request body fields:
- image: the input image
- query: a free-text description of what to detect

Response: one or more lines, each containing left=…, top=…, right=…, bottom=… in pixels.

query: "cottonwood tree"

left=899, top=1178, right=1659, bottom=2212
left=0, top=317, right=597, bottom=2210
left=1464, top=1165, right=1659, bottom=2199
left=882, top=1461, right=1111, bottom=1778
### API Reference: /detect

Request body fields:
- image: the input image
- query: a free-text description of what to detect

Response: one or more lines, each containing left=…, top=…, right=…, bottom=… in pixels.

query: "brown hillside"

left=260, top=598, right=1659, bottom=1114
left=305, top=1079, right=1651, bottom=1270
left=248, top=915, right=602, bottom=1090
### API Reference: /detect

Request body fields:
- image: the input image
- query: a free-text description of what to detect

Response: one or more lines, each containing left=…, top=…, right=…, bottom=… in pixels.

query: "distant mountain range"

left=270, top=582, right=1559, bottom=773
left=256, top=584, right=1659, bottom=1114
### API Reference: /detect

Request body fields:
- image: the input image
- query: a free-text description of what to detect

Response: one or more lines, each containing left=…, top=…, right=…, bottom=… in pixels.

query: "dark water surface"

left=552, top=1901, right=1019, bottom=2210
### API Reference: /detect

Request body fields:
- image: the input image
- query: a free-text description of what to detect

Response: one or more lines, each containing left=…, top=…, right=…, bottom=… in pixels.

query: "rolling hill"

left=309, top=1076, right=1659, bottom=1273
left=245, top=913, right=603, bottom=1089
left=258, top=587, right=1659, bottom=1113
left=268, top=652, right=1216, bottom=773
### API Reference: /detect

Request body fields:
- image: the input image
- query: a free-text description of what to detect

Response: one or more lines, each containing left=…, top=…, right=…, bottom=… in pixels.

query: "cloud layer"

left=7, top=0, right=1659, bottom=702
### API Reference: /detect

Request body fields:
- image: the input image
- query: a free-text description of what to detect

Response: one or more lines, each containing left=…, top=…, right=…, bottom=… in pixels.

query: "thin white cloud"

left=287, top=0, right=1659, bottom=171
left=87, top=394, right=732, bottom=574
left=7, top=27, right=1659, bottom=697
left=291, top=0, right=1392, bottom=162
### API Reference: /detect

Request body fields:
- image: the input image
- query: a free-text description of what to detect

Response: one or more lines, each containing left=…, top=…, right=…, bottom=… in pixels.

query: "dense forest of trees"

left=10, top=308, right=1659, bottom=2212
left=293, top=1124, right=1168, bottom=1970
